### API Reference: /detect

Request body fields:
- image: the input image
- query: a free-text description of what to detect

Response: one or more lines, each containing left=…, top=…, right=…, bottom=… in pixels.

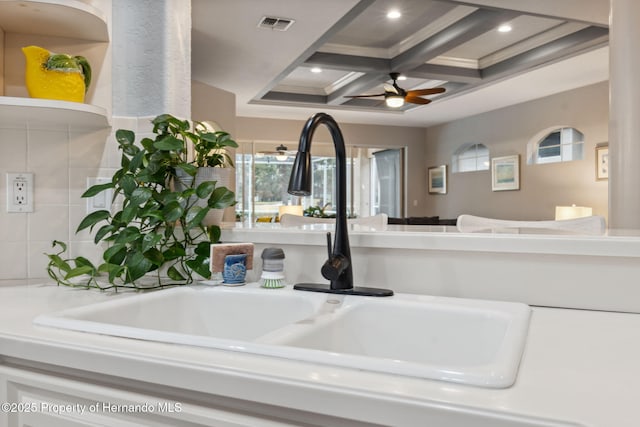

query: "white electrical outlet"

left=6, top=173, right=34, bottom=213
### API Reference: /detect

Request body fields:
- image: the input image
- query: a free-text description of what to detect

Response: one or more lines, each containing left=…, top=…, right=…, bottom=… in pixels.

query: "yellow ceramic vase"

left=22, top=45, right=91, bottom=103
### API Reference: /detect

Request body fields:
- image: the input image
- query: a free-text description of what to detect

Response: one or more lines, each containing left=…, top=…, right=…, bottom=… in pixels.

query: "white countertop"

left=1, top=283, right=639, bottom=426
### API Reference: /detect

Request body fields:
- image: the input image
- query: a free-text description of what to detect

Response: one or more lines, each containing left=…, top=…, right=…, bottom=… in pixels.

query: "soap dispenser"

left=260, top=247, right=286, bottom=288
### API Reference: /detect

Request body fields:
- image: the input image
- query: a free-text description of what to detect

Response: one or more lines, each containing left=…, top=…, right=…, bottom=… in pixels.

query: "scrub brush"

left=260, top=247, right=285, bottom=288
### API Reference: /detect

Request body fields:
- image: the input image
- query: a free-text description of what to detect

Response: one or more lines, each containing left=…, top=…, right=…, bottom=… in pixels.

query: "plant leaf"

left=208, top=187, right=236, bottom=209
left=121, top=202, right=139, bottom=223
left=129, top=149, right=146, bottom=172
left=130, top=187, right=153, bottom=205
left=196, top=181, right=216, bottom=199
left=163, top=243, right=186, bottom=260
left=74, top=256, right=96, bottom=270
left=186, top=257, right=211, bottom=279
left=167, top=266, right=186, bottom=281
left=81, top=182, right=114, bottom=198
left=162, top=201, right=184, bottom=222
left=76, top=210, right=110, bottom=233
left=115, top=129, right=135, bottom=145
left=177, top=162, right=198, bottom=177
left=154, top=135, right=184, bottom=151
left=125, top=250, right=153, bottom=282
left=208, top=225, right=221, bottom=243
left=195, top=241, right=211, bottom=257
left=51, top=240, right=68, bottom=253
left=104, top=244, right=127, bottom=265
left=119, top=174, right=137, bottom=196
left=99, top=263, right=126, bottom=283
left=185, top=206, right=208, bottom=231
left=64, top=265, right=95, bottom=280
left=143, top=247, right=164, bottom=266
left=141, top=232, right=163, bottom=252
left=46, top=253, right=72, bottom=273
left=114, top=226, right=142, bottom=244
left=94, top=224, right=116, bottom=244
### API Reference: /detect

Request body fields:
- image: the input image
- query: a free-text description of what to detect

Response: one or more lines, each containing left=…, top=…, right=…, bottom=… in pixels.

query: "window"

left=528, top=127, right=584, bottom=164
left=236, top=142, right=405, bottom=221
left=452, top=143, right=489, bottom=173
left=235, top=142, right=343, bottom=221
left=370, top=148, right=404, bottom=218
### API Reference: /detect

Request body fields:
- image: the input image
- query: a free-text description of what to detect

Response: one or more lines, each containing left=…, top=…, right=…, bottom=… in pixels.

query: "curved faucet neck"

left=296, top=113, right=352, bottom=290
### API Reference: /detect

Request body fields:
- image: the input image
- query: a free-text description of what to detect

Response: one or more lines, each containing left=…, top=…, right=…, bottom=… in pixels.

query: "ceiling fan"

left=257, top=144, right=295, bottom=161
left=345, top=72, right=446, bottom=108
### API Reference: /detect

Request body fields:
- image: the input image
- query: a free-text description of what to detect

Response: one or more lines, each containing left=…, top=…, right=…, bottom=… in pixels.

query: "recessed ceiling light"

left=387, top=10, right=401, bottom=19
left=310, top=67, right=322, bottom=73
left=498, top=24, right=512, bottom=33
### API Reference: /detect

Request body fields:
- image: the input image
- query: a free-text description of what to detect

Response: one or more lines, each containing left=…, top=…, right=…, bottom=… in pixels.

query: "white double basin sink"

left=34, top=284, right=531, bottom=388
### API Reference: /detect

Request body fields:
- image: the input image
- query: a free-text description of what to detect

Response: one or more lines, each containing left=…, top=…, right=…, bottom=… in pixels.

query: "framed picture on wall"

left=596, top=144, right=608, bottom=181
left=491, top=155, right=520, bottom=191
left=428, top=165, right=447, bottom=194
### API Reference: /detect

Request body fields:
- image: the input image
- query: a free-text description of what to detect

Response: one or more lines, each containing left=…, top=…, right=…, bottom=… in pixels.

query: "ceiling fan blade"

left=345, top=93, right=386, bottom=98
left=406, top=87, right=446, bottom=97
left=405, top=96, right=432, bottom=105
left=384, top=83, right=399, bottom=94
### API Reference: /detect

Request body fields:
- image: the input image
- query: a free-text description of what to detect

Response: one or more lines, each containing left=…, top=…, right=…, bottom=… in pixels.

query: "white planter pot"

left=175, top=167, right=233, bottom=226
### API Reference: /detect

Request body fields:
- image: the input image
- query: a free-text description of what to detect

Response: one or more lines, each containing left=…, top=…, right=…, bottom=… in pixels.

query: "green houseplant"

left=46, top=114, right=236, bottom=290
left=174, top=121, right=238, bottom=225
left=191, top=122, right=237, bottom=168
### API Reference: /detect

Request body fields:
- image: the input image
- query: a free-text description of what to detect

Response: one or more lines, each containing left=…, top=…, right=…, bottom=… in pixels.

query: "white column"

left=609, top=0, right=640, bottom=229
left=112, top=0, right=191, bottom=118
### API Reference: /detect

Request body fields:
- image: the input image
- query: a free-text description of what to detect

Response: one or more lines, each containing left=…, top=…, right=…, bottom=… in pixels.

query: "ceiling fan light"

left=275, top=144, right=289, bottom=160
left=385, top=95, right=404, bottom=108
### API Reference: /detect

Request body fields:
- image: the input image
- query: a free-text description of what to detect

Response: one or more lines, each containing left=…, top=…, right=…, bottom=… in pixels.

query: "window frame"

left=527, top=126, right=584, bottom=165
left=451, top=143, right=490, bottom=173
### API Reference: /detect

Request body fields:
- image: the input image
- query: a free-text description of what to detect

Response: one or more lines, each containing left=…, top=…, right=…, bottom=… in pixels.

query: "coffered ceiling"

left=192, top=0, right=609, bottom=127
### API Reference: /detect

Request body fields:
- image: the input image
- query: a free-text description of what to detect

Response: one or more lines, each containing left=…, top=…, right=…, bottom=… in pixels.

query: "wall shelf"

left=0, top=0, right=110, bottom=130
left=0, top=0, right=108, bottom=42
left=0, top=96, right=110, bottom=130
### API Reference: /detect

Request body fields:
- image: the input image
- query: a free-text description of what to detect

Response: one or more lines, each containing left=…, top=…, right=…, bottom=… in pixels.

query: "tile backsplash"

left=0, top=116, right=156, bottom=282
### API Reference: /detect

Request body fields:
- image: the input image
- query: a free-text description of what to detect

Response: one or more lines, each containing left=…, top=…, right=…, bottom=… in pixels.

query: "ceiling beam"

left=304, top=52, right=389, bottom=73
left=437, top=0, right=609, bottom=27
left=261, top=91, right=327, bottom=104
left=390, top=8, right=519, bottom=72
left=481, top=26, right=608, bottom=79
left=406, top=64, right=481, bottom=84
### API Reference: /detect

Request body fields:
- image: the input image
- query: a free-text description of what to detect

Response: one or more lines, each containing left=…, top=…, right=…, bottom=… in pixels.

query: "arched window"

left=527, top=127, right=584, bottom=164
left=452, top=143, right=489, bottom=173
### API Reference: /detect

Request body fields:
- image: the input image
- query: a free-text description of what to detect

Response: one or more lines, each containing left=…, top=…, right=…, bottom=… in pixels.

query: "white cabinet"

left=0, top=0, right=111, bottom=130
left=0, top=365, right=302, bottom=427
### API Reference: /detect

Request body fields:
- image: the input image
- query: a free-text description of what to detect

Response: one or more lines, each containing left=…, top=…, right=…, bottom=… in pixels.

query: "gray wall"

left=192, top=80, right=237, bottom=136
left=425, top=81, right=609, bottom=221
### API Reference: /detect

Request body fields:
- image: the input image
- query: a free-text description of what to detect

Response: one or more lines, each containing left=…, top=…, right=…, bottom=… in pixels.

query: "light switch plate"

left=86, top=177, right=113, bottom=213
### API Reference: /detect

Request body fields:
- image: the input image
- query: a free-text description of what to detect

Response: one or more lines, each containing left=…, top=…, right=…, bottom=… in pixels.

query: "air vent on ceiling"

left=258, top=16, right=295, bottom=31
